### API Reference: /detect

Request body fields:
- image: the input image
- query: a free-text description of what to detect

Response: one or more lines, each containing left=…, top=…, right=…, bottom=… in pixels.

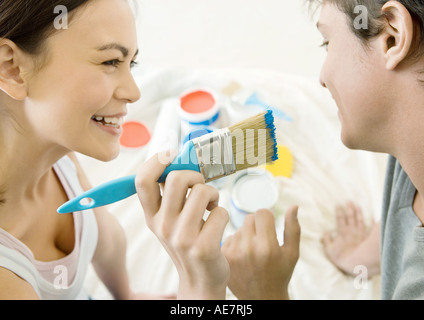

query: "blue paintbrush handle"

left=57, top=141, right=200, bottom=214
left=57, top=175, right=137, bottom=214
left=157, top=140, right=200, bottom=183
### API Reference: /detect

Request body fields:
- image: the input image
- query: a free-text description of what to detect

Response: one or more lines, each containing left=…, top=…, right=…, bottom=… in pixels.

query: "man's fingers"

left=255, top=209, right=279, bottom=246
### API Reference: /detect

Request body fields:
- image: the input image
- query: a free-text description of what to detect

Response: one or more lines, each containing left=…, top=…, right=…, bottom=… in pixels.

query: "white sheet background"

left=135, top=0, right=326, bottom=76
left=79, top=1, right=387, bottom=300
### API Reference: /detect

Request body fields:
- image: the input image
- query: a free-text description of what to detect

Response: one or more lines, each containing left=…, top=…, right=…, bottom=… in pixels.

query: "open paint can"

left=119, top=121, right=151, bottom=149
left=230, top=170, right=279, bottom=229
left=178, top=88, right=222, bottom=137
left=181, top=128, right=214, bottom=145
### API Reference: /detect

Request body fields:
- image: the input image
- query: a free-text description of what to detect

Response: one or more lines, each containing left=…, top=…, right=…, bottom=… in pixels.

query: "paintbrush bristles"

left=229, top=110, right=278, bottom=171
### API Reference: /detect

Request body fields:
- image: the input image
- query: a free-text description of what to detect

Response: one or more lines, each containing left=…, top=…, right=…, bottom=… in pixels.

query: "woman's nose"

left=115, top=72, right=141, bottom=104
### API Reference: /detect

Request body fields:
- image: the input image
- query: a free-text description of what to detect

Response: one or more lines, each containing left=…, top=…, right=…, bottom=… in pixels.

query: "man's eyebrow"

left=96, top=43, right=139, bottom=58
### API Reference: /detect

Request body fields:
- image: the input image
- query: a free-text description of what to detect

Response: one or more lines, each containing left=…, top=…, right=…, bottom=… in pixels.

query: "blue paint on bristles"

left=264, top=109, right=279, bottom=162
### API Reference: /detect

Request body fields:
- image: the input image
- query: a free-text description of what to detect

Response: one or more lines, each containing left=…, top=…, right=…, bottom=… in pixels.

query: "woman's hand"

left=222, top=206, right=300, bottom=300
left=135, top=151, right=230, bottom=300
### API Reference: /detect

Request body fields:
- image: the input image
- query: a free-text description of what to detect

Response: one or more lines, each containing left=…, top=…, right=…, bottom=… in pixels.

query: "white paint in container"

left=230, top=170, right=279, bottom=229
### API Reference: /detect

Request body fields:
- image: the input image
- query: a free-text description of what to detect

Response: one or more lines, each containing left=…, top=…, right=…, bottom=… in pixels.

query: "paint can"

left=181, top=128, right=214, bottom=145
left=120, top=121, right=151, bottom=149
left=230, top=170, right=279, bottom=229
left=178, top=88, right=222, bottom=137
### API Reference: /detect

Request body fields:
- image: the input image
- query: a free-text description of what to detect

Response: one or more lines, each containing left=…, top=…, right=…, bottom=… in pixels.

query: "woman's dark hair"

left=0, top=0, right=91, bottom=55
left=308, top=0, right=424, bottom=61
left=0, top=0, right=91, bottom=205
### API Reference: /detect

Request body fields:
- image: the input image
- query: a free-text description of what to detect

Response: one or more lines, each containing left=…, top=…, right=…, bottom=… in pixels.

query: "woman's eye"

left=103, top=59, right=138, bottom=69
left=103, top=59, right=123, bottom=67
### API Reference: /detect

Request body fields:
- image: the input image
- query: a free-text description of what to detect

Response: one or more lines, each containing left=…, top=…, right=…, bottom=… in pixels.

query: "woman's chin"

left=83, top=145, right=121, bottom=163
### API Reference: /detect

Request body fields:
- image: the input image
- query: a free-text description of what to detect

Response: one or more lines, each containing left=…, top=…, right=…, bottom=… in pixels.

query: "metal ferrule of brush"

left=192, top=128, right=236, bottom=182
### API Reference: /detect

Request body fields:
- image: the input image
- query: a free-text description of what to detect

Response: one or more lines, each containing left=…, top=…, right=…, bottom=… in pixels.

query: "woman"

left=0, top=0, right=162, bottom=300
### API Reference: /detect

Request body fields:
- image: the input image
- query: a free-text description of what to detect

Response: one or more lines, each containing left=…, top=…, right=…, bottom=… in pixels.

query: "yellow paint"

left=265, top=145, right=294, bottom=178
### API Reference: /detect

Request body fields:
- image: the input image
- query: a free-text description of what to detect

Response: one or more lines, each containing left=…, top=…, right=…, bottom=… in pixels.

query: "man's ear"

left=379, top=0, right=415, bottom=70
left=0, top=39, right=29, bottom=100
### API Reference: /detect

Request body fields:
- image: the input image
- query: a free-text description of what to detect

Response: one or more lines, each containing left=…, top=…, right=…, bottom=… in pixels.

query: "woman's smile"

left=90, top=112, right=127, bottom=136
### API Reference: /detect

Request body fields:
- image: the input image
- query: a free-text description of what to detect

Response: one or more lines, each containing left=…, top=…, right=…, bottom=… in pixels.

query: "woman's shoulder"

left=0, top=266, right=40, bottom=300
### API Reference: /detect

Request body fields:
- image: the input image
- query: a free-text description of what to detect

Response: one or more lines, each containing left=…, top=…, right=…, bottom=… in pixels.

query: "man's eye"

left=320, top=40, right=329, bottom=49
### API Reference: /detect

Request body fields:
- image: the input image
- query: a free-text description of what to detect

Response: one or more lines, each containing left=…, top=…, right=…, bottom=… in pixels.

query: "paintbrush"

left=57, top=110, right=278, bottom=213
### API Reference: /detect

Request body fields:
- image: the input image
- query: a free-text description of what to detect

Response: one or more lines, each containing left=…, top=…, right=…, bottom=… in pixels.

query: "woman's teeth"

left=92, top=116, right=124, bottom=128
